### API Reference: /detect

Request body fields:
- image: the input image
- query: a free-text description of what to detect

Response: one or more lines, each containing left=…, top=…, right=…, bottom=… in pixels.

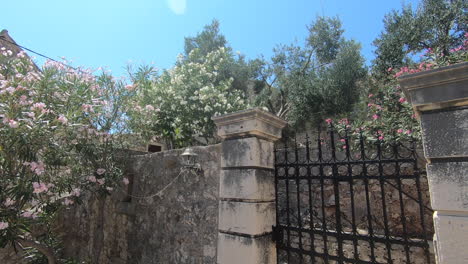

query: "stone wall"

left=124, top=145, right=221, bottom=264
left=1, top=144, right=221, bottom=264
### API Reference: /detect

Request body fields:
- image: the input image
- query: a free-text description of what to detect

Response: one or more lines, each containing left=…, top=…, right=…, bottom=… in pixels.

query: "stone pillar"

left=399, top=62, right=468, bottom=264
left=212, top=108, right=287, bottom=264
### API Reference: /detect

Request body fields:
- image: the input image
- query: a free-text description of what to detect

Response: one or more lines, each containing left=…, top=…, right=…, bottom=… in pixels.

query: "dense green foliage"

left=372, top=0, right=467, bottom=82
left=255, top=16, right=367, bottom=127
left=183, top=20, right=263, bottom=96
left=129, top=47, right=247, bottom=149
left=0, top=51, right=136, bottom=263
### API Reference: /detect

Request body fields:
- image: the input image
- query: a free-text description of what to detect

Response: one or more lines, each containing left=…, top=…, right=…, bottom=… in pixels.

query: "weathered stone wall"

left=1, top=144, right=221, bottom=264
left=124, top=145, right=221, bottom=264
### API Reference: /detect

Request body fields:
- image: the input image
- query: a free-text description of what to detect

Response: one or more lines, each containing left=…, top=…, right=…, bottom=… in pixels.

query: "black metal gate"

left=273, top=125, right=434, bottom=263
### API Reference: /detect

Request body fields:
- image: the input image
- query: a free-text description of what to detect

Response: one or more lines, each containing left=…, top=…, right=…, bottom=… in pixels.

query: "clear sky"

left=1, top=0, right=420, bottom=77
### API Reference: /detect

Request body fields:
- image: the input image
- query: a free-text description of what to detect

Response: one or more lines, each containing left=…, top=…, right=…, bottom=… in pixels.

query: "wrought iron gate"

left=273, top=125, right=434, bottom=263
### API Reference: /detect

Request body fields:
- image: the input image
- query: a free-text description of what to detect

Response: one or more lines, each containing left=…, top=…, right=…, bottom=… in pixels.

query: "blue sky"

left=1, top=0, right=420, bottom=77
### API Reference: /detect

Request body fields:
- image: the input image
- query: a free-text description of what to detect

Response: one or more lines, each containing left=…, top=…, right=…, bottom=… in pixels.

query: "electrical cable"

left=0, top=35, right=79, bottom=71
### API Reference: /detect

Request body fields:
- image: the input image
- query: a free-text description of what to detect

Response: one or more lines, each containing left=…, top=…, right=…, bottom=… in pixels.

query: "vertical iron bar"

left=305, top=134, right=316, bottom=263
left=393, top=143, right=411, bottom=263
left=376, top=139, right=393, bottom=263
left=284, top=140, right=292, bottom=263
left=318, top=133, right=329, bottom=263
left=345, top=130, right=359, bottom=261
left=360, top=131, right=376, bottom=262
left=411, top=139, right=432, bottom=263
left=329, top=125, right=344, bottom=263
left=294, top=136, right=304, bottom=263
left=274, top=145, right=280, bottom=262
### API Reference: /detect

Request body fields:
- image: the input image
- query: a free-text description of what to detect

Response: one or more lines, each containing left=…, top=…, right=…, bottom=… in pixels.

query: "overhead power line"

left=0, top=35, right=78, bottom=71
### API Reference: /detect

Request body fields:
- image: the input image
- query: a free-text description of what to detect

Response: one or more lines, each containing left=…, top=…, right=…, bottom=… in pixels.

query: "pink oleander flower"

left=342, top=145, right=347, bottom=149
left=31, top=102, right=46, bottom=111
left=81, top=104, right=94, bottom=113
left=71, top=188, right=81, bottom=197
left=123, top=177, right=130, bottom=185
left=395, top=71, right=404, bottom=78
left=8, top=119, right=19, bottom=128
left=28, top=161, right=45, bottom=175
left=378, top=136, right=384, bottom=140
left=397, top=129, right=404, bottom=134
left=405, top=130, right=412, bottom=135
left=32, top=182, right=48, bottom=194
left=63, top=198, right=74, bottom=206
left=5, top=86, right=15, bottom=94
left=15, top=85, right=26, bottom=91
left=125, top=84, right=135, bottom=91
left=399, top=97, right=406, bottom=103
left=57, top=115, right=68, bottom=125
left=325, top=118, right=332, bottom=124
left=0, top=222, right=9, bottom=230
left=368, top=94, right=373, bottom=98
left=21, top=211, right=35, bottom=218
left=97, top=178, right=105, bottom=185
left=4, top=198, right=15, bottom=207
left=17, top=51, right=26, bottom=58
left=106, top=187, right=113, bottom=191
left=372, top=114, right=379, bottom=120
left=19, top=95, right=29, bottom=105
left=145, top=105, right=155, bottom=111
left=339, top=118, right=349, bottom=125
left=340, top=139, right=346, bottom=143
left=96, top=168, right=106, bottom=175
left=387, top=67, right=393, bottom=72
left=87, top=176, right=97, bottom=183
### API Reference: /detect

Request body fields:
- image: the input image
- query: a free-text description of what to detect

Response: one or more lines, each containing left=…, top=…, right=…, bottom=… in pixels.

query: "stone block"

left=212, top=108, right=287, bottom=141
left=217, top=232, right=276, bottom=264
left=220, top=169, right=274, bottom=201
left=221, top=137, right=274, bottom=169
left=399, top=62, right=468, bottom=110
left=420, top=108, right=468, bottom=158
left=218, top=201, right=275, bottom=235
left=427, top=162, right=468, bottom=212
left=433, top=212, right=468, bottom=264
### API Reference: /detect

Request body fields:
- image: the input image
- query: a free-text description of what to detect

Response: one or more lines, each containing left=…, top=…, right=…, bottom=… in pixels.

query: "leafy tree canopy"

left=256, top=16, right=367, bottom=128
left=372, top=0, right=467, bottom=81
left=182, top=19, right=263, bottom=96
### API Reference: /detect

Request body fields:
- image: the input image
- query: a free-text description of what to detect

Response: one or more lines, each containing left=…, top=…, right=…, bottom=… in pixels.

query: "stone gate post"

left=212, top=108, right=287, bottom=264
left=399, top=62, right=468, bottom=264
